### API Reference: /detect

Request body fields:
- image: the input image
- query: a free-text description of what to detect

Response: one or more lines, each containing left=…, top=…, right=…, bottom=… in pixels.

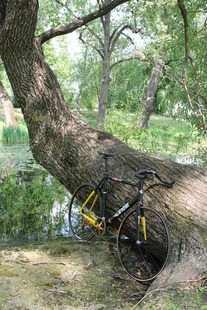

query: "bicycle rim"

left=68, top=183, right=101, bottom=241
left=117, top=207, right=171, bottom=282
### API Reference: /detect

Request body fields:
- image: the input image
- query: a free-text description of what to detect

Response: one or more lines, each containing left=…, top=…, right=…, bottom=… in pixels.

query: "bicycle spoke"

left=117, top=207, right=171, bottom=282
left=69, top=184, right=101, bottom=241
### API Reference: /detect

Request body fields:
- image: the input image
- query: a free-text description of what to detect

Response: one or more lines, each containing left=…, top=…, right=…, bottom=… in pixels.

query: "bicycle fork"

left=136, top=180, right=147, bottom=245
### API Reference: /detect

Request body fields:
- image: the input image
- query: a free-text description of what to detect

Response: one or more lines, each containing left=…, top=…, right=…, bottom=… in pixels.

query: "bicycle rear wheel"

left=69, top=183, right=101, bottom=241
left=117, top=207, right=171, bottom=282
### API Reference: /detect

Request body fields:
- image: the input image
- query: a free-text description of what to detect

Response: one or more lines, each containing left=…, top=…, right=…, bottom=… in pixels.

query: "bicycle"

left=68, top=151, right=174, bottom=282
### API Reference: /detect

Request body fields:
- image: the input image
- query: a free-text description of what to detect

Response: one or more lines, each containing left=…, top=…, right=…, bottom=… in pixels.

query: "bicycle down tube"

left=84, top=175, right=142, bottom=226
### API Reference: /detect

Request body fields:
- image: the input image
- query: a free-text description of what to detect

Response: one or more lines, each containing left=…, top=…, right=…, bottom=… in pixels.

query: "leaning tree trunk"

left=0, top=79, right=18, bottom=126
left=0, top=0, right=206, bottom=288
left=139, top=63, right=163, bottom=129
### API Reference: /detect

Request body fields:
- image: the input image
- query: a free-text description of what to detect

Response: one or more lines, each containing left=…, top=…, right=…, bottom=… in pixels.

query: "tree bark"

left=139, top=63, right=163, bottom=129
left=0, top=80, right=18, bottom=126
left=0, top=0, right=206, bottom=287
left=96, top=3, right=111, bottom=129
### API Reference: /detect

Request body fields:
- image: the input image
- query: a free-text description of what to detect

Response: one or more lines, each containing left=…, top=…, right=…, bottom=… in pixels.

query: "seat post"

left=104, top=156, right=108, bottom=176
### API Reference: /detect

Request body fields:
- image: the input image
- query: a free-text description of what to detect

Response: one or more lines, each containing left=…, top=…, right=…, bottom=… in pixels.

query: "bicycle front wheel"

left=69, top=183, right=101, bottom=241
left=117, top=207, right=171, bottom=282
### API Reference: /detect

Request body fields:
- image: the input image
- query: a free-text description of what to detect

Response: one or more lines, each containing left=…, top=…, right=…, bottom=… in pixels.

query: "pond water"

left=0, top=143, right=39, bottom=172
left=0, top=143, right=71, bottom=246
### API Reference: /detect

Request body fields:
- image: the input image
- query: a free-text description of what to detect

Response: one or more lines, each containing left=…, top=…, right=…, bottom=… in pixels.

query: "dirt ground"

left=0, top=237, right=206, bottom=310
left=0, top=237, right=147, bottom=310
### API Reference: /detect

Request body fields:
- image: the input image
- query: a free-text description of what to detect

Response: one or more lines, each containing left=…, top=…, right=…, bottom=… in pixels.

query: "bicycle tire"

left=117, top=207, right=171, bottom=282
left=68, top=183, right=102, bottom=241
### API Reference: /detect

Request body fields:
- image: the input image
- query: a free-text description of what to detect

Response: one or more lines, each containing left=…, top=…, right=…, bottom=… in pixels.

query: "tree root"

left=133, top=270, right=207, bottom=308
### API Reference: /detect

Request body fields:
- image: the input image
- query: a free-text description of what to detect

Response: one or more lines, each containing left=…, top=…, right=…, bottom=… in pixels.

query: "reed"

left=2, top=125, right=29, bottom=144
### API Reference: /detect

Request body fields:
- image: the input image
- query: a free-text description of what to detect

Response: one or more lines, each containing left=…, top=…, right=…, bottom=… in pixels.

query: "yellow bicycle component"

left=89, top=194, right=98, bottom=221
left=141, top=216, right=147, bottom=240
left=79, top=190, right=101, bottom=229
left=81, top=213, right=97, bottom=228
left=80, top=190, right=96, bottom=214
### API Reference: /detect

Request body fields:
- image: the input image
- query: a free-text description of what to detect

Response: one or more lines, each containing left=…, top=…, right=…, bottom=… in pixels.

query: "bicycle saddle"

left=98, top=151, right=116, bottom=158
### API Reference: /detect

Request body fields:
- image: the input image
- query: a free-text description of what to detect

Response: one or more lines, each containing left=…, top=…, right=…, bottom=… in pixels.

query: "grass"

left=138, top=283, right=207, bottom=309
left=0, top=108, right=29, bottom=144
left=1, top=106, right=207, bottom=166
left=2, top=125, right=29, bottom=144
left=79, top=108, right=207, bottom=167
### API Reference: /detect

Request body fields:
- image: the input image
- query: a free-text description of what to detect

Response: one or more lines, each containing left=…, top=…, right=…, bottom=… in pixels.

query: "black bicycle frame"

left=94, top=173, right=144, bottom=226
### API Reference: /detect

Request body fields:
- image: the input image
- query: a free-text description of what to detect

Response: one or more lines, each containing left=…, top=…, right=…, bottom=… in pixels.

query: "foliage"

left=2, top=126, right=29, bottom=144
left=43, top=38, right=75, bottom=107
left=103, top=109, right=206, bottom=166
left=72, top=49, right=101, bottom=111
left=0, top=173, right=68, bottom=242
left=109, top=61, right=148, bottom=111
left=150, top=0, right=207, bottom=133
left=11, top=95, right=19, bottom=108
left=35, top=0, right=207, bottom=132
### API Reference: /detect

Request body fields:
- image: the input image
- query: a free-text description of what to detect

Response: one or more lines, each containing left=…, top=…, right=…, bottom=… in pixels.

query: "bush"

left=0, top=173, right=68, bottom=242
left=11, top=95, right=19, bottom=108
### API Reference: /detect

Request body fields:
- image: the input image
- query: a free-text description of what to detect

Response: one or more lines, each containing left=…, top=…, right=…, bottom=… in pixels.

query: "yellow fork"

left=141, top=216, right=147, bottom=241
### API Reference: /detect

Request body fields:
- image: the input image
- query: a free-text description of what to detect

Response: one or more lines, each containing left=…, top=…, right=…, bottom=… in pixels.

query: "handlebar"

left=134, top=169, right=175, bottom=186
left=98, top=151, right=174, bottom=186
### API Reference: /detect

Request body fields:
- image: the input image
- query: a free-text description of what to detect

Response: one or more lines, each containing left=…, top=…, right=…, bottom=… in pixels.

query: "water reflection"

left=0, top=142, right=42, bottom=172
left=0, top=143, right=70, bottom=246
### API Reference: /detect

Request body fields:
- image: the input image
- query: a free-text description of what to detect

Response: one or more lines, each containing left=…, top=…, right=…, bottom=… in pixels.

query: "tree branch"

left=78, top=30, right=104, bottom=59
left=110, top=56, right=141, bottom=69
left=96, top=0, right=105, bottom=28
left=177, top=0, right=188, bottom=73
left=85, top=25, right=104, bottom=49
left=37, top=0, right=130, bottom=45
left=110, top=24, right=142, bottom=53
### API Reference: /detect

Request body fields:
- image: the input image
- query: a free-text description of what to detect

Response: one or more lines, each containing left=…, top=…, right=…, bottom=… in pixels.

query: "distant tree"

left=138, top=62, right=163, bottom=128
left=0, top=79, right=18, bottom=126
left=78, top=0, right=142, bottom=128
left=141, top=0, right=207, bottom=132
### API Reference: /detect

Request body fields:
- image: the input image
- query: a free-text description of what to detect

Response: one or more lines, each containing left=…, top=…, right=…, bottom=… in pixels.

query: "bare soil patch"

left=0, top=238, right=146, bottom=309
left=0, top=238, right=206, bottom=309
